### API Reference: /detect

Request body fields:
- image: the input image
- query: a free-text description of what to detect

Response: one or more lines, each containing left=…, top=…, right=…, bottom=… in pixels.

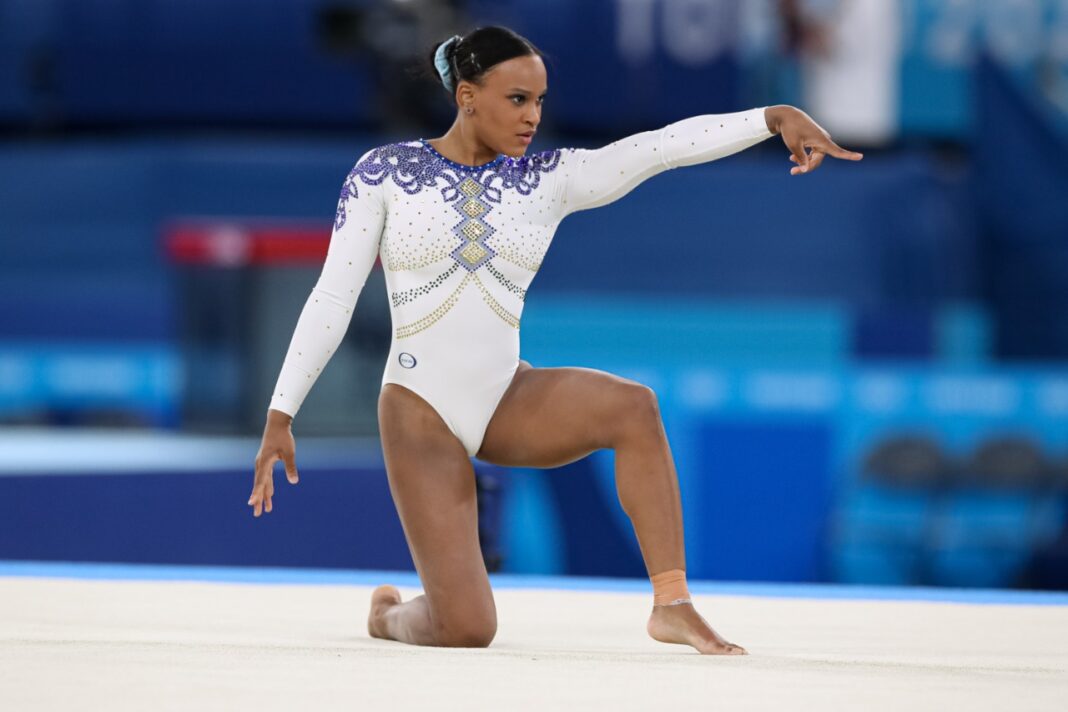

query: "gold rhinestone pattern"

left=473, top=273, right=520, bottom=329
left=460, top=242, right=488, bottom=264
left=489, top=246, right=541, bottom=272
left=461, top=221, right=486, bottom=241
left=462, top=199, right=485, bottom=217
left=383, top=237, right=452, bottom=271
left=459, top=178, right=483, bottom=196
left=395, top=274, right=472, bottom=339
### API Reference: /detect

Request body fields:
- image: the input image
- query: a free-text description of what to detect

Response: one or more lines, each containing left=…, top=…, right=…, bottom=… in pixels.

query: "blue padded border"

left=2, top=560, right=1066, bottom=605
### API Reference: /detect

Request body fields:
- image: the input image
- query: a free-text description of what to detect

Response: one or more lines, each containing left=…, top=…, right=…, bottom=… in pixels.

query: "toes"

left=705, top=642, right=746, bottom=655
left=368, top=585, right=402, bottom=640
left=372, top=584, right=402, bottom=605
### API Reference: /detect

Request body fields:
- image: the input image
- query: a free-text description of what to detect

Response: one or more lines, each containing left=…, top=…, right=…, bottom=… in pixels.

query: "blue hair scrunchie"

left=434, top=35, right=461, bottom=93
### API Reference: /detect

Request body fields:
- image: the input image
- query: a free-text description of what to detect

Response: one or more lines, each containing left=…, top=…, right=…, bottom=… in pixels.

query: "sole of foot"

left=367, top=584, right=402, bottom=640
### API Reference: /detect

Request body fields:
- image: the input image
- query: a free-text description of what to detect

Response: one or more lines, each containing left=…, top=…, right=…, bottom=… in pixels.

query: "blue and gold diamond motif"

left=459, top=178, right=483, bottom=196
left=462, top=199, right=486, bottom=217
left=460, top=243, right=488, bottom=265
left=451, top=237, right=495, bottom=271
left=461, top=221, right=486, bottom=241
left=448, top=176, right=496, bottom=272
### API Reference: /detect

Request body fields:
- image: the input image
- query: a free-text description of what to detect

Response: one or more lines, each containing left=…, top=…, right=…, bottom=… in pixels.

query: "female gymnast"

left=249, top=26, right=862, bottom=655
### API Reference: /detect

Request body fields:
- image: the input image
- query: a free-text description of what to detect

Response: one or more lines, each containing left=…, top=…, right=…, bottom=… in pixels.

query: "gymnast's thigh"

left=378, top=384, right=496, bottom=633
left=476, top=361, right=655, bottom=468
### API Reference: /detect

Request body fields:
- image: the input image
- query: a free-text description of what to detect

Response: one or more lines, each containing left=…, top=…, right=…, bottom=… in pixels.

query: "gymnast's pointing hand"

left=763, top=104, right=864, bottom=175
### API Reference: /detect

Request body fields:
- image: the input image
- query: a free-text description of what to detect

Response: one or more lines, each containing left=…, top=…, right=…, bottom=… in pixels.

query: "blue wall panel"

left=691, top=418, right=834, bottom=582
left=0, top=466, right=415, bottom=570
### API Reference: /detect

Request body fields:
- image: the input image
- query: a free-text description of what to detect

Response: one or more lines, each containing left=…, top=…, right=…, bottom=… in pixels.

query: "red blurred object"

left=163, top=220, right=358, bottom=267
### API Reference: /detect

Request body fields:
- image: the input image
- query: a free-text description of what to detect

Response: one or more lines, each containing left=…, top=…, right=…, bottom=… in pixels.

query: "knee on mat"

left=433, top=615, right=497, bottom=648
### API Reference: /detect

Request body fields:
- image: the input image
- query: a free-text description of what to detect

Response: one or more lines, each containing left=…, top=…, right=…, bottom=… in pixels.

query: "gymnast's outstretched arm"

left=557, top=104, right=863, bottom=216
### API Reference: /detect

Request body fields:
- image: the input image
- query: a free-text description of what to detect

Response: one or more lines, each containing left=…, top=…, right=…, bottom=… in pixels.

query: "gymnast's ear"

left=456, top=81, right=477, bottom=113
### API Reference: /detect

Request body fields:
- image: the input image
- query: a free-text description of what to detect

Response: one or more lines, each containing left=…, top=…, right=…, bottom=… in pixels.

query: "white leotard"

left=268, top=107, right=774, bottom=456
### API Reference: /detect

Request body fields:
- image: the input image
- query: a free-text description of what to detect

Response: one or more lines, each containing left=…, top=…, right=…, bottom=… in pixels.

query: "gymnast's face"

left=458, top=54, right=547, bottom=158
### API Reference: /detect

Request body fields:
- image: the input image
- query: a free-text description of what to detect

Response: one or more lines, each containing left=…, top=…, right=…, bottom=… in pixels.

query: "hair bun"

left=433, top=35, right=462, bottom=92
left=426, top=27, right=541, bottom=105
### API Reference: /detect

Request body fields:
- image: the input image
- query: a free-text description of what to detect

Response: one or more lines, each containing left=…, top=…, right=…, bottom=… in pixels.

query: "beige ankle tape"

left=651, top=568, right=691, bottom=606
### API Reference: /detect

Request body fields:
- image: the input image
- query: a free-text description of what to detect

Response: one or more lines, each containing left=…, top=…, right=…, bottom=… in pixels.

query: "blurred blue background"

left=2, top=0, right=1067, bottom=590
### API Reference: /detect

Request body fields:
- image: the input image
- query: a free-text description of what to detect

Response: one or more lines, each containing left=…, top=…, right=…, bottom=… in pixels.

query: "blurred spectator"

left=317, top=0, right=468, bottom=133
left=781, top=0, right=902, bottom=148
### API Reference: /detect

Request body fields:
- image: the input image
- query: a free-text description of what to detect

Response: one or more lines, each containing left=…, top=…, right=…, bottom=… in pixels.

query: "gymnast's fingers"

left=787, top=137, right=810, bottom=173
left=820, top=136, right=864, bottom=161
left=806, top=150, right=826, bottom=172
left=790, top=149, right=823, bottom=175
left=249, top=454, right=273, bottom=517
left=282, top=449, right=300, bottom=485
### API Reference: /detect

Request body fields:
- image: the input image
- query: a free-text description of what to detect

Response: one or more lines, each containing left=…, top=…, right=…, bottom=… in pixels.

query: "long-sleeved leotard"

left=268, top=107, right=774, bottom=456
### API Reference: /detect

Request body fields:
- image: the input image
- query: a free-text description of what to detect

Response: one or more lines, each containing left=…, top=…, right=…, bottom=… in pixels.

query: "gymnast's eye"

left=511, top=94, right=546, bottom=106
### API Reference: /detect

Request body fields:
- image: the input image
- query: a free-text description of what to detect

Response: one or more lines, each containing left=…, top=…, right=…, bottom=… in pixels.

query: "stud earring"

left=465, top=106, right=473, bottom=114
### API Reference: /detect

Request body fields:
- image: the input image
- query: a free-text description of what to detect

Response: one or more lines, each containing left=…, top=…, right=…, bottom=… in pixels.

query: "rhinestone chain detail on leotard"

left=483, top=262, right=527, bottom=301
left=394, top=273, right=472, bottom=339
left=472, top=273, right=520, bottom=329
left=391, top=263, right=460, bottom=308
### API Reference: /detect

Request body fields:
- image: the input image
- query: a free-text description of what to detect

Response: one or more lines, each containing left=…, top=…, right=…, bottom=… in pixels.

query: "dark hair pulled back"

left=425, top=26, right=545, bottom=102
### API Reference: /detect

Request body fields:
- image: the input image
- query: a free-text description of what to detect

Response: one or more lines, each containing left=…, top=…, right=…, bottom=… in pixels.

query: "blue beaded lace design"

left=336, top=140, right=562, bottom=263
left=335, top=140, right=564, bottom=333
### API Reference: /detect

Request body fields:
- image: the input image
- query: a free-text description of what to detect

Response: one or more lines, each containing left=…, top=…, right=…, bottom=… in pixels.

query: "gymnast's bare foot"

left=367, top=584, right=402, bottom=639
left=647, top=602, right=747, bottom=655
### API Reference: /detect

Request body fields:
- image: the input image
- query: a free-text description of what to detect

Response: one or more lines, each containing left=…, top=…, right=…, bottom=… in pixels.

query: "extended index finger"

left=820, top=137, right=863, bottom=160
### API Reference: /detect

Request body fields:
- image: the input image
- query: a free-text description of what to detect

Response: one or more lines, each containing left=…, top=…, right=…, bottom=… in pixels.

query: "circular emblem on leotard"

left=398, top=352, right=417, bottom=369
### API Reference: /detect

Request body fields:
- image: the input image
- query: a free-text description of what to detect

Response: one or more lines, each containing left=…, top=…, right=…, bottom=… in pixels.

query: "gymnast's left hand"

left=763, top=105, right=863, bottom=175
